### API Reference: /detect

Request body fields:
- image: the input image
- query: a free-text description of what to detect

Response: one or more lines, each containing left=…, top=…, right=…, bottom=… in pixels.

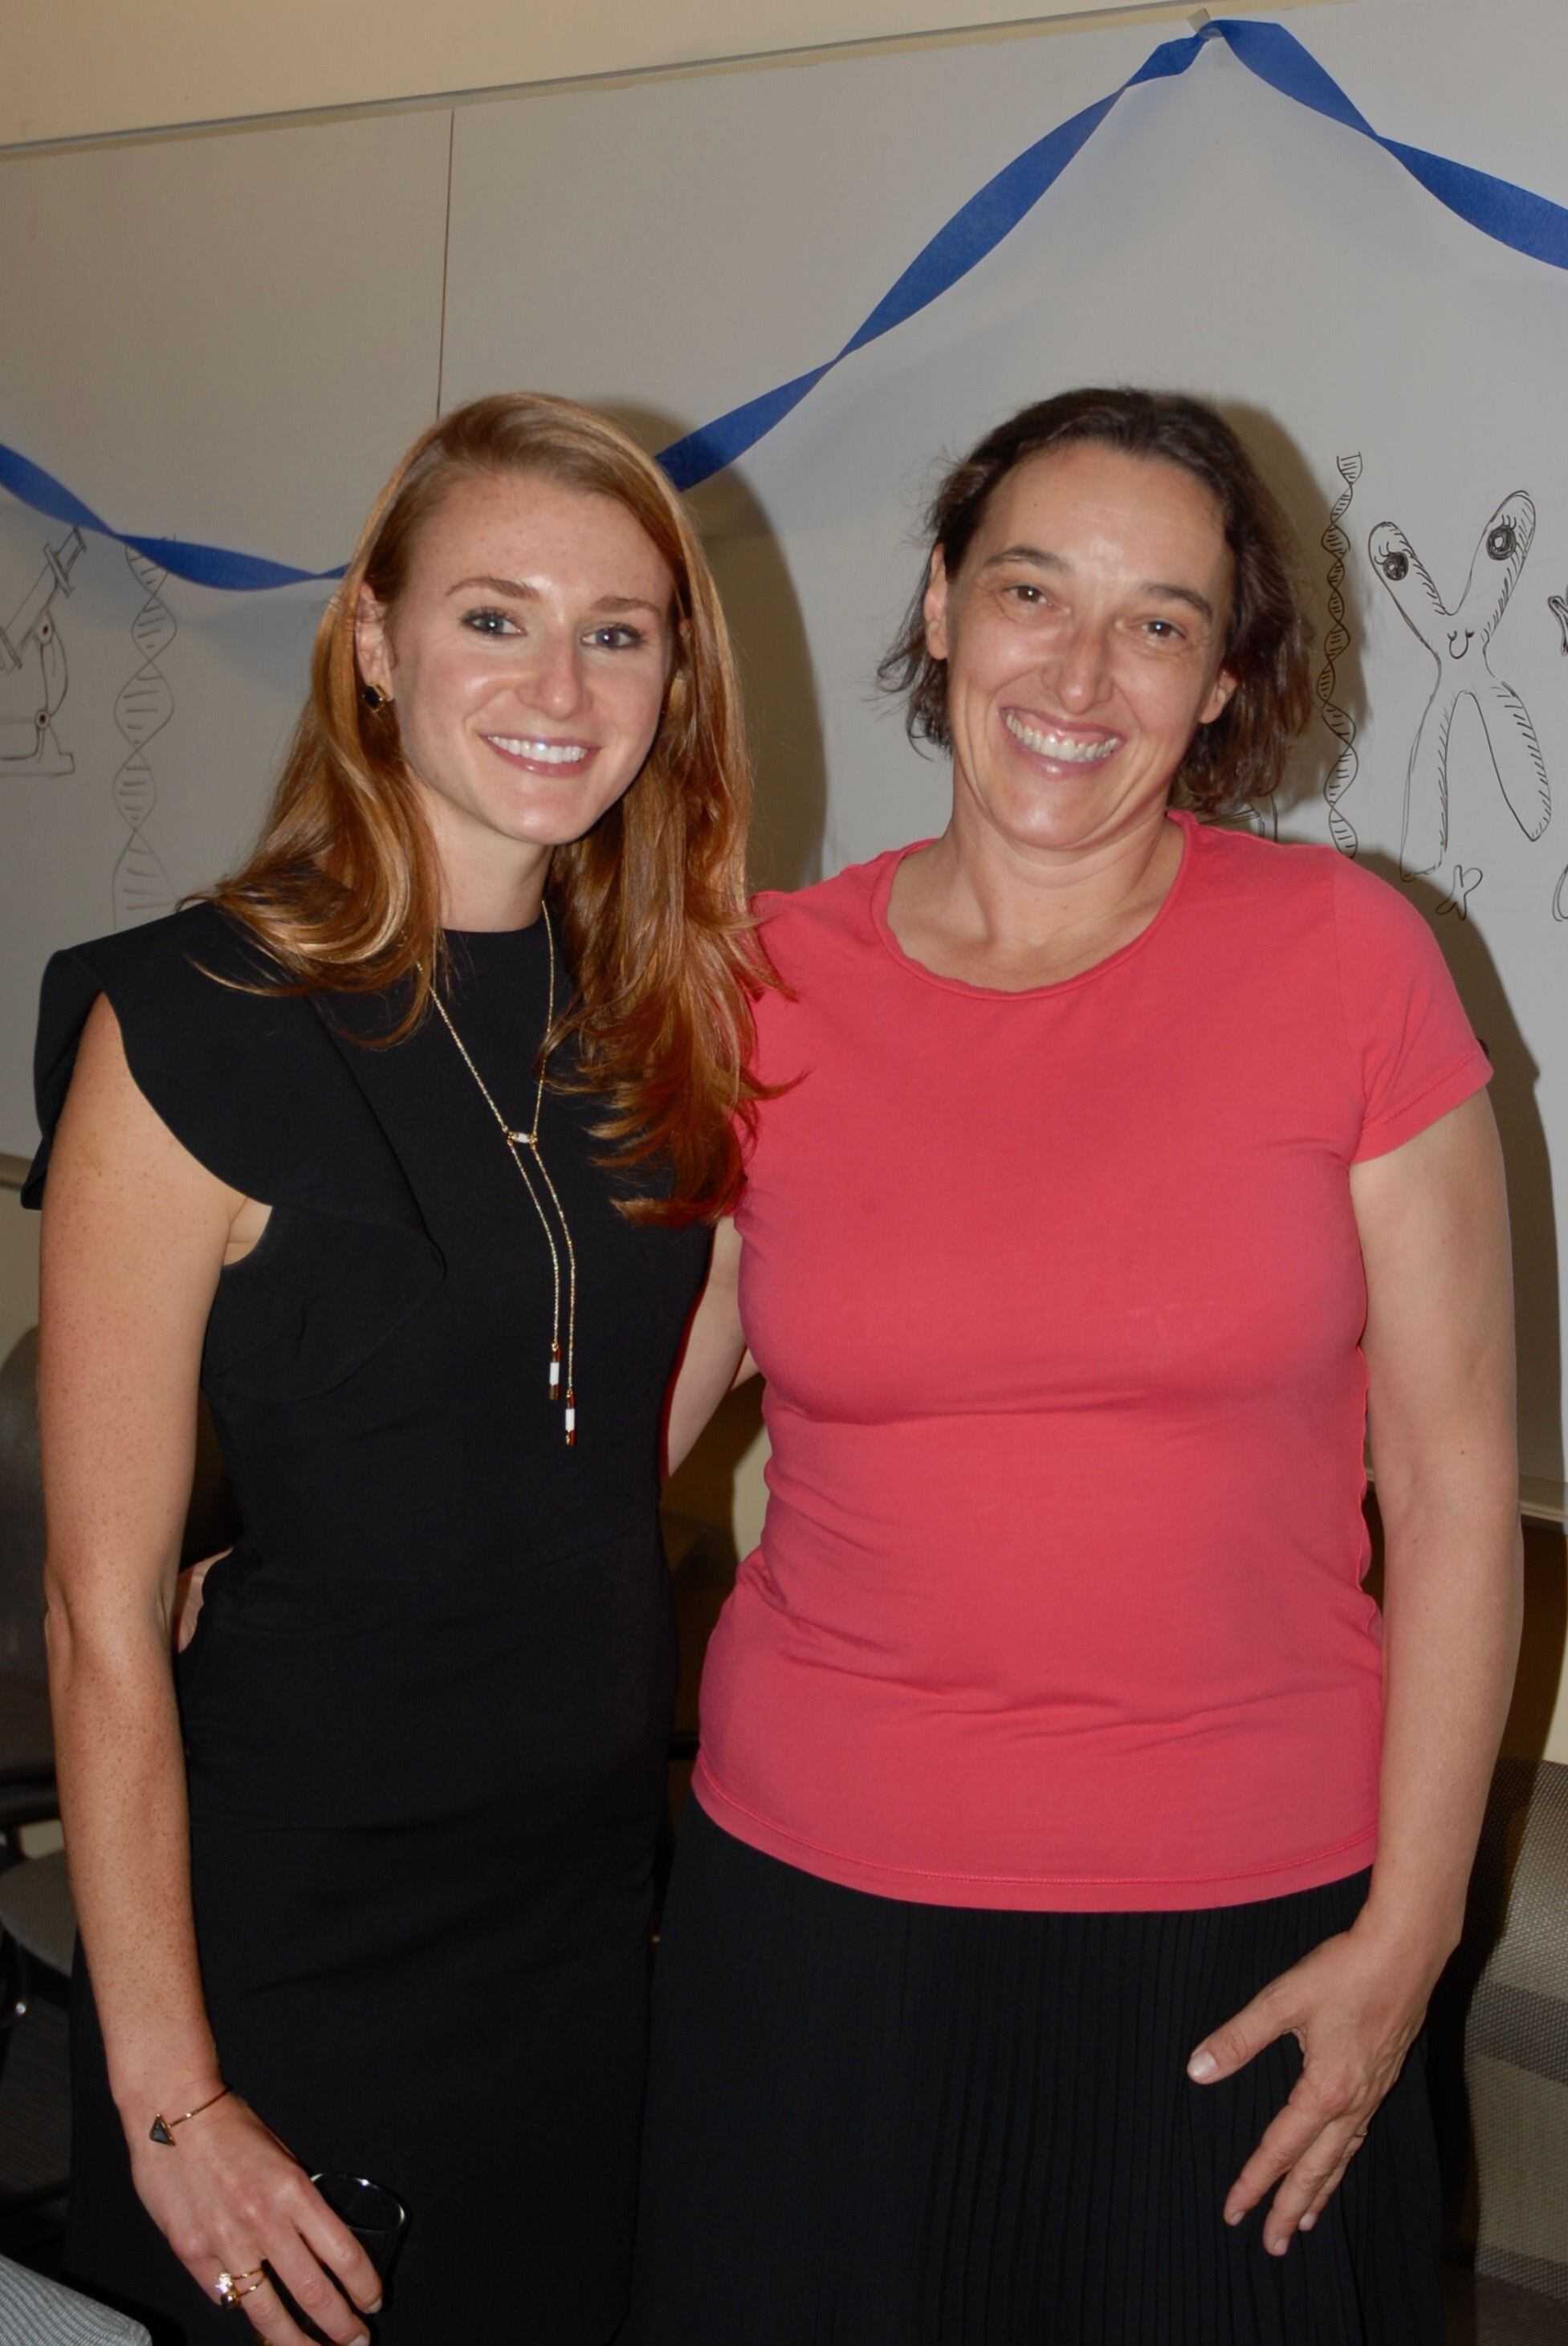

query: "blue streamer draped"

left=0, top=442, right=346, bottom=593
left=4, top=16, right=1566, bottom=589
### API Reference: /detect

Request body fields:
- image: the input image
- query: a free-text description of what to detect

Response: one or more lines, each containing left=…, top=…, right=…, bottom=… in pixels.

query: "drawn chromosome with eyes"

left=1368, top=492, right=1549, bottom=878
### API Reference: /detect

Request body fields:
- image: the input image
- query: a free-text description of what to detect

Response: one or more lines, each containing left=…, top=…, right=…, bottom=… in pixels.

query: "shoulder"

left=35, top=904, right=303, bottom=1101
left=1186, top=819, right=1339, bottom=906
left=745, top=854, right=903, bottom=1079
left=1214, top=829, right=1454, bottom=978
left=46, top=899, right=285, bottom=1007
left=1190, top=821, right=1415, bottom=916
left=26, top=903, right=316, bottom=1207
left=752, top=848, right=906, bottom=984
left=1187, top=823, right=1436, bottom=959
left=1317, top=845, right=1450, bottom=963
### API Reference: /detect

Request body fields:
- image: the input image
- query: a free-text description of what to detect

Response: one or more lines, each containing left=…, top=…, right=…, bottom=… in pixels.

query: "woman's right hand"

left=172, top=1550, right=227, bottom=1652
left=128, top=2091, right=382, bottom=2344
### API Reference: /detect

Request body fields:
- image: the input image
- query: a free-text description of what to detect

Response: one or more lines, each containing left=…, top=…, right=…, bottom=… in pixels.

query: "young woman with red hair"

left=28, top=393, right=768, bottom=2345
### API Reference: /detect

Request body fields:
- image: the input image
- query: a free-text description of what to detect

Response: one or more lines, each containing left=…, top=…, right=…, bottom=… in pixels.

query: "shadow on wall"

left=1369, top=857, right=1561, bottom=1504
left=1221, top=398, right=1373, bottom=841
left=1222, top=400, right=1563, bottom=1503
left=611, top=405, right=829, bottom=896
left=663, top=1379, right=764, bottom=1581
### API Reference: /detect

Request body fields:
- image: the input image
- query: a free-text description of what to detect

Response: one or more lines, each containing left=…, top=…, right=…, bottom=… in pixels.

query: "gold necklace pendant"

left=430, top=903, right=578, bottom=1447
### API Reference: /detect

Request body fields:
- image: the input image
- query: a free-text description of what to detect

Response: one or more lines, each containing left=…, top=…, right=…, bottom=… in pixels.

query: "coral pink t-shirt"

left=693, top=814, right=1493, bottom=1910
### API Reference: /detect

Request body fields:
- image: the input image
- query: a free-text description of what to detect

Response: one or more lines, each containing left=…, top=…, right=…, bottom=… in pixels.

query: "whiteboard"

left=0, top=106, right=451, bottom=1151
left=4, top=0, right=1568, bottom=1495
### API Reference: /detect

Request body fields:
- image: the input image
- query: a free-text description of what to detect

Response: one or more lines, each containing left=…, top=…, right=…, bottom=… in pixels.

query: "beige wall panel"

left=8, top=2, right=1166, bottom=149
left=0, top=110, right=450, bottom=563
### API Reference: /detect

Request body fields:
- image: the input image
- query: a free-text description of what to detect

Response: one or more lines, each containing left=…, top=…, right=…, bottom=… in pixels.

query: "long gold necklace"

left=430, top=902, right=578, bottom=1446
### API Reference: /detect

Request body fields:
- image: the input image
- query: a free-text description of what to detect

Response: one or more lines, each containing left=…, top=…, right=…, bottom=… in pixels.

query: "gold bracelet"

left=149, top=2085, right=231, bottom=2145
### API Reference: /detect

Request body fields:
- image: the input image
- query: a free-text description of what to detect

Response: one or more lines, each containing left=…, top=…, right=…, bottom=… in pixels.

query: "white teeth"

left=1004, top=712, right=1118, bottom=764
left=488, top=736, right=589, bottom=765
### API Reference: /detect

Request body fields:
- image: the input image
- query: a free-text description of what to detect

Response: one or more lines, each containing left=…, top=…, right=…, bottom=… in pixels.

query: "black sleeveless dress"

left=26, top=905, right=708, bottom=2345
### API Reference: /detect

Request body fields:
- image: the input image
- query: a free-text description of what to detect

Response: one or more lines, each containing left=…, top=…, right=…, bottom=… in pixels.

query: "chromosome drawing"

left=0, top=528, right=85, bottom=779
left=1436, top=865, right=1482, bottom=923
left=1317, top=455, right=1361, bottom=857
left=112, top=548, right=177, bottom=926
left=1368, top=492, right=1549, bottom=878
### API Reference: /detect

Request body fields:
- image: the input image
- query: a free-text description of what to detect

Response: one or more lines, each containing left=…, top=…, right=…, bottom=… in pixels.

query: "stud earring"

left=360, top=682, right=392, bottom=711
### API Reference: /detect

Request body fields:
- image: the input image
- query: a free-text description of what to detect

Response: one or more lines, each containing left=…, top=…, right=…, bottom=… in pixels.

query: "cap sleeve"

left=1330, top=857, right=1492, bottom=1164
left=25, top=904, right=307, bottom=1208
left=23, top=905, right=443, bottom=1399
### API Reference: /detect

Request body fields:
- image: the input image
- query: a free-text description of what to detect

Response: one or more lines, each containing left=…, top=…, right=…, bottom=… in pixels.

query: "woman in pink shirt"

left=632, top=389, right=1521, bottom=2342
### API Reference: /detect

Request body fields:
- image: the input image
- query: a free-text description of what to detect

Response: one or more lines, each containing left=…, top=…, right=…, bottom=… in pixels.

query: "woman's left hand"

left=1185, top=1918, right=1447, bottom=2254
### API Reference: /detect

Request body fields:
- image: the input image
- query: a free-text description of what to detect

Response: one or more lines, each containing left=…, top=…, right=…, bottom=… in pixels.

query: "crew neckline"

left=868, top=808, right=1199, bottom=1001
left=442, top=916, right=547, bottom=944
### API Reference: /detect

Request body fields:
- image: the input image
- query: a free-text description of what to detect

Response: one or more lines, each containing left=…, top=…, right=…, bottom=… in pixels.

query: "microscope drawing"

left=1368, top=491, right=1549, bottom=879
left=0, top=527, right=86, bottom=778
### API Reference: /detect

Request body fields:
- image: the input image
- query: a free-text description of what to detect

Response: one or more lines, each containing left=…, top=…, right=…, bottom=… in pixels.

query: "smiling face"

left=922, top=442, right=1238, bottom=861
left=356, top=466, right=677, bottom=914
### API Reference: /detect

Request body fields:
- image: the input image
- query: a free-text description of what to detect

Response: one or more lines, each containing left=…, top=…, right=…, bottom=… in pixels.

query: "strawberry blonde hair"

left=206, top=393, right=771, bottom=1224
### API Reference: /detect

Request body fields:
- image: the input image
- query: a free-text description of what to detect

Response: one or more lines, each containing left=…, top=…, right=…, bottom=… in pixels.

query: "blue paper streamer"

left=4, top=17, right=1566, bottom=587
left=0, top=442, right=345, bottom=593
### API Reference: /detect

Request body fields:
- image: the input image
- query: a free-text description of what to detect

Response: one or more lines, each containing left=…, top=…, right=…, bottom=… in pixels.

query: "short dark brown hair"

left=878, top=388, right=1313, bottom=813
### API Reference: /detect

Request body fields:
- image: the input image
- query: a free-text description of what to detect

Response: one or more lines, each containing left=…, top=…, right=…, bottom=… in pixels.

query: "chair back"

left=0, top=1322, right=238, bottom=1660
left=0, top=2252, right=153, bottom=2344
left=1437, top=1755, right=1568, bottom=2307
left=0, top=1331, right=45, bottom=1679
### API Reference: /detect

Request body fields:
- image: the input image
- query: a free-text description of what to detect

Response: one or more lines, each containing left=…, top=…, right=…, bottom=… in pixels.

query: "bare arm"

left=41, top=995, right=379, bottom=2344
left=664, top=1218, right=758, bottom=1479
left=1188, top=1092, right=1521, bottom=2251
left=1356, top=1091, right=1521, bottom=1957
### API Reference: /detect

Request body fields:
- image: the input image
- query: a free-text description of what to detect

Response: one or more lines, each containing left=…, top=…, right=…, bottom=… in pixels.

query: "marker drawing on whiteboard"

left=1552, top=595, right=1568, bottom=918
left=1369, top=492, right=1549, bottom=878
left=1317, top=454, right=1361, bottom=857
left=1435, top=864, right=1482, bottom=922
left=0, top=528, right=86, bottom=779
left=1550, top=590, right=1568, bottom=654
left=112, top=548, right=177, bottom=927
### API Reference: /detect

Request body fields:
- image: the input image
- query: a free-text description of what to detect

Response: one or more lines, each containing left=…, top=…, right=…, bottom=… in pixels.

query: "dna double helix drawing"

left=1318, top=454, right=1361, bottom=857
left=112, top=548, right=177, bottom=927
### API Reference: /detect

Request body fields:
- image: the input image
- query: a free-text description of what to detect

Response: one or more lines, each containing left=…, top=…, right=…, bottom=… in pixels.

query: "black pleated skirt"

left=627, top=1798, right=1443, bottom=2345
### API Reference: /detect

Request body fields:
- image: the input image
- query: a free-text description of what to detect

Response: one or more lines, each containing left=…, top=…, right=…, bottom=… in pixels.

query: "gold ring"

left=215, top=2267, right=267, bottom=2308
